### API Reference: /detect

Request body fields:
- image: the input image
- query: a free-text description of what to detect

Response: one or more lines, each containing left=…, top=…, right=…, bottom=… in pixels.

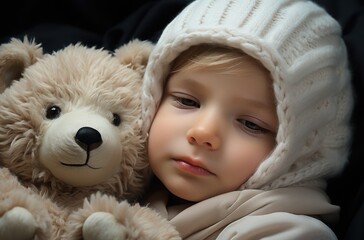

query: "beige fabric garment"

left=147, top=186, right=338, bottom=239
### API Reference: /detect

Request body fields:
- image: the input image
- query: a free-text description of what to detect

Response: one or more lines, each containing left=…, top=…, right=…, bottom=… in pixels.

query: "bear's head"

left=0, top=38, right=153, bottom=200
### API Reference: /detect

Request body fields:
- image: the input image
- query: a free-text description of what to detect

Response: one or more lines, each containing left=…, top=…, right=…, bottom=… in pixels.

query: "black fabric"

left=344, top=184, right=364, bottom=240
left=1, top=1, right=363, bottom=239
left=0, top=0, right=192, bottom=52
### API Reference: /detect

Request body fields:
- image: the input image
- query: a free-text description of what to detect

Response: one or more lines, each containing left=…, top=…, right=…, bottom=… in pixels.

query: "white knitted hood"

left=142, top=0, right=353, bottom=190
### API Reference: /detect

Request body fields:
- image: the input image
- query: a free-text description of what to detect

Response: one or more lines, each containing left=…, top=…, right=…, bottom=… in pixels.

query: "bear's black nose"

left=75, top=127, right=103, bottom=151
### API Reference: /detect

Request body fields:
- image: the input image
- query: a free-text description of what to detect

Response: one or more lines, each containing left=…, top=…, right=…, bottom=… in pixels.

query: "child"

left=141, top=0, right=353, bottom=239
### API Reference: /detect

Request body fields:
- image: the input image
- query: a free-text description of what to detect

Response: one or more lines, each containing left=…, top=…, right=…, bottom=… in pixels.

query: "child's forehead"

left=170, top=46, right=269, bottom=76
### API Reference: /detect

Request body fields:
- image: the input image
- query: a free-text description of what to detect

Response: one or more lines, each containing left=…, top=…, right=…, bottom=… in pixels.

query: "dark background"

left=0, top=0, right=191, bottom=52
left=1, top=0, right=363, bottom=239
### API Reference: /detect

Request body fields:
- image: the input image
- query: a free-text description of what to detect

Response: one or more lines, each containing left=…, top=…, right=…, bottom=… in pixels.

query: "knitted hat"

left=142, top=0, right=353, bottom=190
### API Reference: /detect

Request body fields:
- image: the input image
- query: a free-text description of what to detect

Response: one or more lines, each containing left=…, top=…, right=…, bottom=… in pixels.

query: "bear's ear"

left=0, top=37, right=43, bottom=93
left=114, top=39, right=154, bottom=75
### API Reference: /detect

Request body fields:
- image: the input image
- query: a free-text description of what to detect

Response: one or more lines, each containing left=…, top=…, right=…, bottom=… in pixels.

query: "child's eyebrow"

left=171, top=77, right=273, bottom=109
left=167, top=76, right=204, bottom=90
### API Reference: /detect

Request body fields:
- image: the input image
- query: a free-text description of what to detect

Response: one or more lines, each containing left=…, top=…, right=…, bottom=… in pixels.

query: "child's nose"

left=186, top=114, right=221, bottom=150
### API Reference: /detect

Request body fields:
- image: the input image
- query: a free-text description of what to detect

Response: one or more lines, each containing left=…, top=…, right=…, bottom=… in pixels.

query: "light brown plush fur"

left=0, top=38, right=180, bottom=240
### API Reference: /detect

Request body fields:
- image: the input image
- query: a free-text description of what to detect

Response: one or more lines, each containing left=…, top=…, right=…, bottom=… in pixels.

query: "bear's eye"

left=46, top=105, right=61, bottom=119
left=112, top=113, right=122, bottom=126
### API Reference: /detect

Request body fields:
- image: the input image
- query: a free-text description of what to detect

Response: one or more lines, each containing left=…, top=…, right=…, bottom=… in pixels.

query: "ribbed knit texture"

left=142, top=0, right=353, bottom=190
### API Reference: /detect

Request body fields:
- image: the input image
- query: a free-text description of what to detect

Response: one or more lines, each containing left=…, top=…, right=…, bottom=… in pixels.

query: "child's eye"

left=173, top=96, right=200, bottom=108
left=238, top=119, right=268, bottom=134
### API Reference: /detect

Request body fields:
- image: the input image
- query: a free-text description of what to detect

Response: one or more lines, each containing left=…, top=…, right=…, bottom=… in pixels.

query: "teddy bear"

left=0, top=38, right=180, bottom=240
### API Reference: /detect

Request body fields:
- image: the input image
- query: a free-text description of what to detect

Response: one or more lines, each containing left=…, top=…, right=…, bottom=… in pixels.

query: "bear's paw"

left=83, top=212, right=128, bottom=240
left=0, top=207, right=37, bottom=240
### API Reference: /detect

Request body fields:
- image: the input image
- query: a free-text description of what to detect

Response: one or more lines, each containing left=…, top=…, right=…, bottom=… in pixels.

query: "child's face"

left=148, top=61, right=278, bottom=202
